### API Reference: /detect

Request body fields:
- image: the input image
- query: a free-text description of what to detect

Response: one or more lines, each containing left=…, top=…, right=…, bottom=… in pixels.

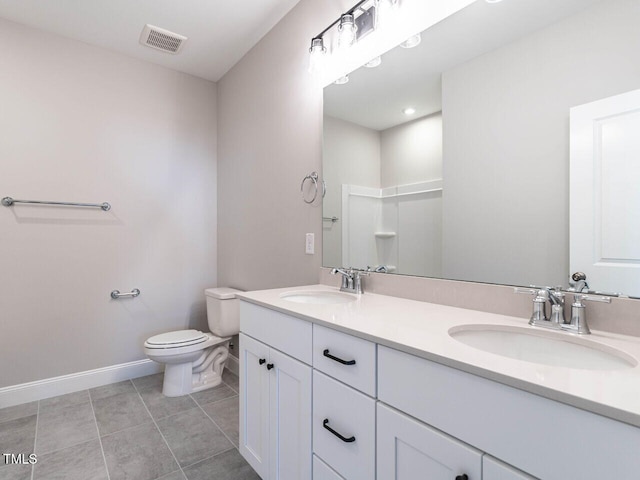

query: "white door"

left=483, top=456, right=536, bottom=480
left=239, top=333, right=270, bottom=479
left=268, top=348, right=312, bottom=480
left=377, top=403, right=482, bottom=480
left=570, top=89, right=640, bottom=296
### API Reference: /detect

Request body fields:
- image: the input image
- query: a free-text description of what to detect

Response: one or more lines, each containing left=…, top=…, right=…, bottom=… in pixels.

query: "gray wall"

left=217, top=0, right=353, bottom=291
left=442, top=0, right=640, bottom=287
left=0, top=19, right=218, bottom=388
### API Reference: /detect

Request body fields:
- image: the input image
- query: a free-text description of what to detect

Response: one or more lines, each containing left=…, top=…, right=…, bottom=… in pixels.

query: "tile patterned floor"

left=0, top=370, right=258, bottom=480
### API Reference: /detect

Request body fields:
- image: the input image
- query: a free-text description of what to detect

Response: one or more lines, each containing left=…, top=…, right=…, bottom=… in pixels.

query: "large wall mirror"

left=323, top=0, right=640, bottom=297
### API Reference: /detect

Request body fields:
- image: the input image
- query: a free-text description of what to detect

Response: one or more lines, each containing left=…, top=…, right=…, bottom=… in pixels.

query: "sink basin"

left=280, top=291, right=356, bottom=305
left=449, top=324, right=637, bottom=370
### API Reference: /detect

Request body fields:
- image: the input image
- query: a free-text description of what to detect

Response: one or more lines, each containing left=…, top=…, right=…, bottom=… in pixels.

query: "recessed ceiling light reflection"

left=364, top=56, right=382, bottom=68
left=403, top=107, right=416, bottom=115
left=400, top=33, right=421, bottom=49
left=335, top=75, right=350, bottom=85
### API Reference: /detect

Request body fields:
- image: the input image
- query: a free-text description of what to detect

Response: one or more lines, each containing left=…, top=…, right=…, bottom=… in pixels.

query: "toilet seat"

left=145, top=329, right=208, bottom=349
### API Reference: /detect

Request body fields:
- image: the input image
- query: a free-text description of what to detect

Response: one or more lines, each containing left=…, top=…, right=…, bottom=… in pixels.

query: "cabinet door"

left=269, top=348, right=312, bottom=480
left=483, top=456, right=536, bottom=480
left=239, top=333, right=271, bottom=479
left=377, top=403, right=482, bottom=480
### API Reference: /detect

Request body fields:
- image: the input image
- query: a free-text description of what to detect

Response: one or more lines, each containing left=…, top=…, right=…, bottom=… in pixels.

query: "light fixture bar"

left=312, top=0, right=369, bottom=42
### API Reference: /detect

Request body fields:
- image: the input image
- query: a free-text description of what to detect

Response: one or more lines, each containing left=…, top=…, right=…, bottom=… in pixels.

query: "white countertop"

left=237, top=284, right=640, bottom=428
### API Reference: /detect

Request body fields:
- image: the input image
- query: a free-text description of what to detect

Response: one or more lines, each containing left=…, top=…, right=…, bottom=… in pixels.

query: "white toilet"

left=143, top=287, right=241, bottom=397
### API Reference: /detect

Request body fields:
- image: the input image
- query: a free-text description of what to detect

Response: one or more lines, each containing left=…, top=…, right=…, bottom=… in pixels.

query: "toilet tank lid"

left=205, top=287, right=242, bottom=300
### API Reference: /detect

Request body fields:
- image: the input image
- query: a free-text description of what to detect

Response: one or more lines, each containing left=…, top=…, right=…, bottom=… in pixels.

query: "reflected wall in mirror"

left=323, top=0, right=640, bottom=296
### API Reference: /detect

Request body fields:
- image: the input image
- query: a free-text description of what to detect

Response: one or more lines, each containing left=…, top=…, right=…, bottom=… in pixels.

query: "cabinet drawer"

left=313, top=371, right=375, bottom=480
left=313, top=325, right=376, bottom=396
left=313, top=455, right=345, bottom=480
left=240, top=301, right=312, bottom=364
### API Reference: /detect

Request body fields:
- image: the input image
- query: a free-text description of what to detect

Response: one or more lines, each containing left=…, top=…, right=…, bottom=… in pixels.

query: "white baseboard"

left=0, top=359, right=163, bottom=409
left=226, top=355, right=239, bottom=376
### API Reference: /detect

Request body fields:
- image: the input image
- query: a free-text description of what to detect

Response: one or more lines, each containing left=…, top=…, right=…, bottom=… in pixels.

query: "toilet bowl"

left=143, top=287, right=241, bottom=397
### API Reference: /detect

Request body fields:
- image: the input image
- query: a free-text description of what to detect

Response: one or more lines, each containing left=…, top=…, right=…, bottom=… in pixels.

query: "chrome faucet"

left=331, top=268, right=368, bottom=294
left=514, top=287, right=610, bottom=335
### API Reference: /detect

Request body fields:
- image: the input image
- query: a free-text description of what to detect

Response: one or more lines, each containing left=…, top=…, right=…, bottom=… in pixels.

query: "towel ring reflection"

left=301, top=172, right=326, bottom=204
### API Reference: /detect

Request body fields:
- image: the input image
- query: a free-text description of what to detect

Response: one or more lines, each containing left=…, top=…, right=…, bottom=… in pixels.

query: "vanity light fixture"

left=375, top=0, right=399, bottom=28
left=308, top=0, right=383, bottom=75
left=364, top=56, right=382, bottom=68
left=400, top=33, right=421, bottom=49
left=335, top=75, right=350, bottom=85
left=403, top=107, right=416, bottom=115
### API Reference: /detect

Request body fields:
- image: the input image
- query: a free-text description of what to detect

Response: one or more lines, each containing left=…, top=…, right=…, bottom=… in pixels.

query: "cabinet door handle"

left=259, top=358, right=266, bottom=365
left=455, top=475, right=469, bottom=480
left=323, top=349, right=356, bottom=365
left=323, top=418, right=355, bottom=443
left=266, top=363, right=274, bottom=370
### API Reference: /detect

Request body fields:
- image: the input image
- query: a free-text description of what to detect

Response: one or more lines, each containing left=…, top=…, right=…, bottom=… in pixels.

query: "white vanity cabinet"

left=312, top=325, right=377, bottom=480
left=377, top=402, right=482, bottom=480
left=239, top=303, right=313, bottom=480
left=482, top=457, right=536, bottom=480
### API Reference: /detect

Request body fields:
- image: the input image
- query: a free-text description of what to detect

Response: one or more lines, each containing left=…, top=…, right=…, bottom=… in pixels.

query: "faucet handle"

left=573, top=294, right=611, bottom=306
left=513, top=287, right=537, bottom=296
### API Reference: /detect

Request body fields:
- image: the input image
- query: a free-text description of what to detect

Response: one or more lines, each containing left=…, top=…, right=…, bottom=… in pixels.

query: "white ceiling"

left=0, top=0, right=303, bottom=82
left=324, top=0, right=602, bottom=131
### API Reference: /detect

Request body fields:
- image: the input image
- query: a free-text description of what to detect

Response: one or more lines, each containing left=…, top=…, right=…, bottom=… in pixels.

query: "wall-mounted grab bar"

left=2, top=197, right=111, bottom=211
left=111, top=289, right=140, bottom=299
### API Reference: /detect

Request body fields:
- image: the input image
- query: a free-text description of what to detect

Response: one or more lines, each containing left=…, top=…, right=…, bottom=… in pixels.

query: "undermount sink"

left=280, top=290, right=356, bottom=305
left=449, top=324, right=637, bottom=370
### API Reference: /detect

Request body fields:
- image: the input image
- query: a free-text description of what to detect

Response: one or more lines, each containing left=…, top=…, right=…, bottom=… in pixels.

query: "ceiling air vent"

left=139, top=24, right=187, bottom=54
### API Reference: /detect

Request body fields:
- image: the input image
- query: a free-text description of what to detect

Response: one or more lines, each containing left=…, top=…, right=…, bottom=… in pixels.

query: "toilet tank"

left=204, top=287, right=242, bottom=337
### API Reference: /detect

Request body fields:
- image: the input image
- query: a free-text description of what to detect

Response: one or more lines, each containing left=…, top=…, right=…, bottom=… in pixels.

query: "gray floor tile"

left=0, top=421, right=36, bottom=467
left=39, top=391, right=89, bottom=416
left=102, top=423, right=178, bottom=480
left=201, top=396, right=239, bottom=447
left=36, top=401, right=98, bottom=455
left=156, top=470, right=187, bottom=480
left=138, top=388, right=197, bottom=421
left=89, top=380, right=135, bottom=401
left=131, top=373, right=164, bottom=391
left=0, top=416, right=36, bottom=435
left=33, top=439, right=108, bottom=480
left=183, top=449, right=259, bottom=480
left=0, top=463, right=32, bottom=480
left=0, top=403, right=38, bottom=425
left=157, top=408, right=232, bottom=468
left=222, top=371, right=239, bottom=393
left=92, top=391, right=151, bottom=436
left=189, top=384, right=236, bottom=407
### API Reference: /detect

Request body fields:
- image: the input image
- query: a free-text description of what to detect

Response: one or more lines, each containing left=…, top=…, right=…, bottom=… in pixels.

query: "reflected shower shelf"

left=374, top=232, right=396, bottom=238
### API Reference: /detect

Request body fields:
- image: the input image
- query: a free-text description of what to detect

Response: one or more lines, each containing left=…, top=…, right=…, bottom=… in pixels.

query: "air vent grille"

left=140, top=24, right=187, bottom=54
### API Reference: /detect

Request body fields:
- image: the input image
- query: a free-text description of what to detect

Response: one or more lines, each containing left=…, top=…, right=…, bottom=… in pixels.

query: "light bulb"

left=375, top=0, right=399, bottom=28
left=308, top=37, right=326, bottom=74
left=338, top=14, right=357, bottom=49
left=403, top=107, right=416, bottom=115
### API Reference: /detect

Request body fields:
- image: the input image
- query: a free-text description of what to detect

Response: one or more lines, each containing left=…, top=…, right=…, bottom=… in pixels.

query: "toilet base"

left=162, top=340, right=230, bottom=397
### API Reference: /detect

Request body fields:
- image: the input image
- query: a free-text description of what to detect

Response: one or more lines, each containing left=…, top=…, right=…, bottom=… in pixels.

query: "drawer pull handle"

left=259, top=358, right=266, bottom=365
left=266, top=363, right=274, bottom=370
left=455, top=475, right=468, bottom=480
left=323, top=349, right=356, bottom=366
left=323, top=418, right=355, bottom=443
